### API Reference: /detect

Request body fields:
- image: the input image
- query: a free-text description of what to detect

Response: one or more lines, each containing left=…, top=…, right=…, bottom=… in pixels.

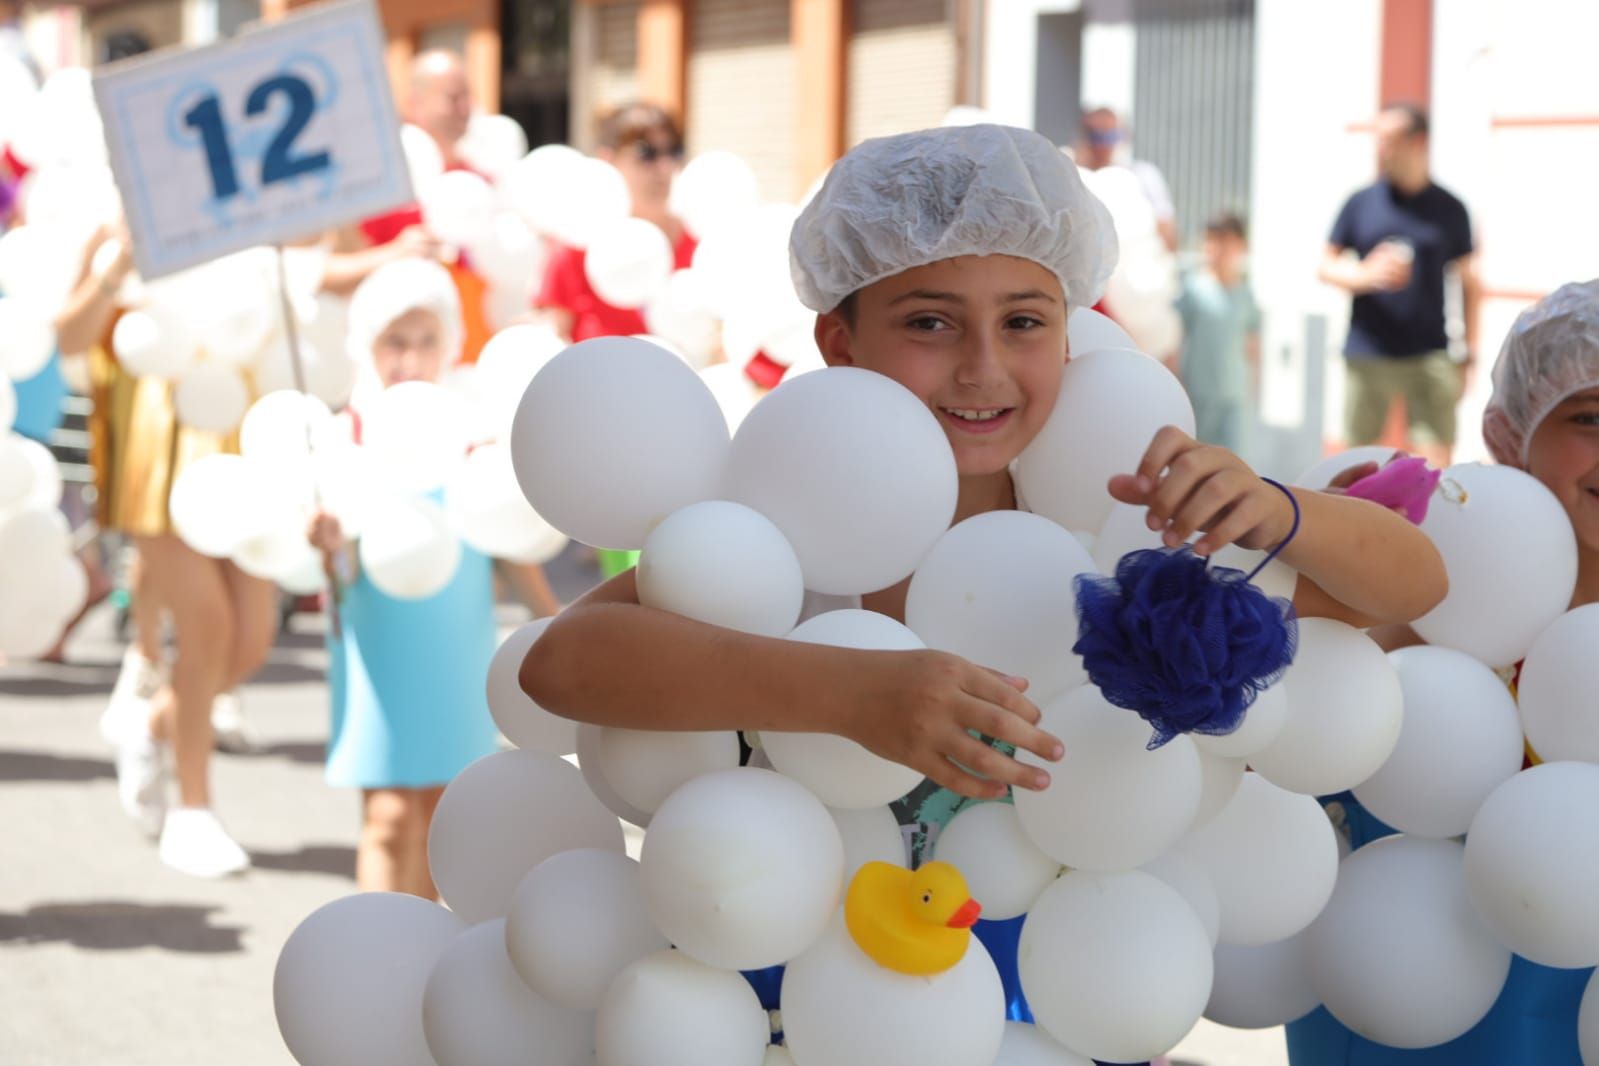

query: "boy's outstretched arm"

left=1110, top=427, right=1448, bottom=628
left=520, top=569, right=1064, bottom=800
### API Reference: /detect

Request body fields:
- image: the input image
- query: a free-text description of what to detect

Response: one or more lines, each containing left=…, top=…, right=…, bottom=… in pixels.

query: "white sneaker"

left=158, top=808, right=251, bottom=878
left=115, top=731, right=168, bottom=839
left=100, top=648, right=165, bottom=746
left=210, top=691, right=257, bottom=754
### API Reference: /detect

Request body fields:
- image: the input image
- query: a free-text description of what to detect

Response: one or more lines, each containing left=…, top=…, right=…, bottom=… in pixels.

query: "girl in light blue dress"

left=308, top=258, right=498, bottom=899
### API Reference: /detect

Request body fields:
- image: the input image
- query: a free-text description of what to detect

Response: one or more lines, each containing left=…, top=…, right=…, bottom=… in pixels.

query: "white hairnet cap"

left=346, top=257, right=464, bottom=370
left=789, top=124, right=1118, bottom=313
left=1483, top=279, right=1599, bottom=466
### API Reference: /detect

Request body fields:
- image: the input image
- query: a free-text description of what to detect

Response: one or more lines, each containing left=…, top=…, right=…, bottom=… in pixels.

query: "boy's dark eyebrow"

left=886, top=288, right=1059, bottom=306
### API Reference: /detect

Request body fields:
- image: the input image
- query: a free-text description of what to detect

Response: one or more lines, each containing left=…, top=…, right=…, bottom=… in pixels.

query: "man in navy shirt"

left=1318, top=104, right=1480, bottom=467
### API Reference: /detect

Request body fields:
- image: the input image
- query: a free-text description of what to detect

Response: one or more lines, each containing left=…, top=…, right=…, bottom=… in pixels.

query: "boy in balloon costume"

left=1286, top=280, right=1599, bottom=1064
left=522, top=124, right=1446, bottom=1058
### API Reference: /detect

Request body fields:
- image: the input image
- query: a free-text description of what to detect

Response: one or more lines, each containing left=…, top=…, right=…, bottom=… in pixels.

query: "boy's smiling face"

left=814, top=255, right=1068, bottom=478
left=1526, top=386, right=1599, bottom=557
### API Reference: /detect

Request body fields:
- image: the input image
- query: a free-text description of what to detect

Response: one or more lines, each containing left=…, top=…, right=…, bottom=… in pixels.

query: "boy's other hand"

left=1109, top=425, right=1297, bottom=557
left=844, top=650, right=1064, bottom=800
left=306, top=511, right=346, bottom=555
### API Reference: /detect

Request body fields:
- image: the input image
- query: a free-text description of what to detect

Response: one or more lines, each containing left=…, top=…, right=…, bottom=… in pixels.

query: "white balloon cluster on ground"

left=278, top=309, right=1599, bottom=1062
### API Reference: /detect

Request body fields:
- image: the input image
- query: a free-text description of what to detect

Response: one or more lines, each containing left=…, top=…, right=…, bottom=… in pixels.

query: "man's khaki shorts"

left=1344, top=350, right=1461, bottom=447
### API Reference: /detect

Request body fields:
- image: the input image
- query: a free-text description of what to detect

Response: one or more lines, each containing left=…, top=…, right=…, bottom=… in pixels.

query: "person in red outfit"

left=534, top=103, right=696, bottom=343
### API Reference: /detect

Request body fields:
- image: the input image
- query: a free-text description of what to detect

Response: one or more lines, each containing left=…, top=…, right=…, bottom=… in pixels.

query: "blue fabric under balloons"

left=974, top=915, right=1033, bottom=1023
left=10, top=352, right=68, bottom=442
left=1073, top=546, right=1297, bottom=748
left=1287, top=793, right=1592, bottom=1065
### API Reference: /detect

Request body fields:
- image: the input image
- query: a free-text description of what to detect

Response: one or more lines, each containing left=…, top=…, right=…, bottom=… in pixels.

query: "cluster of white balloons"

left=276, top=300, right=1599, bottom=1064
left=0, top=420, right=84, bottom=658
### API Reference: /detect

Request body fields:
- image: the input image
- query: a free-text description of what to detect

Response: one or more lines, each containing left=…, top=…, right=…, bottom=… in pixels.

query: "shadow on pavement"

left=246, top=741, right=325, bottom=765
left=0, top=902, right=245, bottom=953
left=248, top=845, right=354, bottom=879
left=0, top=749, right=114, bottom=784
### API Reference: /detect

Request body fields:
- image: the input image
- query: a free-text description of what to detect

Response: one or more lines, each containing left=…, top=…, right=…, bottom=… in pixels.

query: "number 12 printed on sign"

left=95, top=0, right=412, bottom=280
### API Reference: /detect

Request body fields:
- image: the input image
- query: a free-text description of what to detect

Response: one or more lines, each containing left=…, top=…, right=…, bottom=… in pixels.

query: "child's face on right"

left=815, top=254, right=1068, bottom=478
left=1204, top=232, right=1246, bottom=274
left=371, top=308, right=446, bottom=388
left=1526, top=386, right=1599, bottom=556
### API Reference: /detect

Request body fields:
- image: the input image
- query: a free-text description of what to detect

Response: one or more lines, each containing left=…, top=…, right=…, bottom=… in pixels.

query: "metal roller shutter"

left=846, top=0, right=955, bottom=147
left=592, top=0, right=643, bottom=116
left=686, top=0, right=796, bottom=201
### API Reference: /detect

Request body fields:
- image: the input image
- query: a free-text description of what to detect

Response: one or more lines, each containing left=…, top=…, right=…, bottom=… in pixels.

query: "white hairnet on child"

left=346, top=257, right=464, bottom=367
left=789, top=124, right=1118, bottom=313
left=1483, top=279, right=1599, bottom=466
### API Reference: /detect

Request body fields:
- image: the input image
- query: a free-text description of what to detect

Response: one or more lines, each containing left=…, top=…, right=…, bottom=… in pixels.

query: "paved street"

left=0, top=547, right=1288, bottom=1066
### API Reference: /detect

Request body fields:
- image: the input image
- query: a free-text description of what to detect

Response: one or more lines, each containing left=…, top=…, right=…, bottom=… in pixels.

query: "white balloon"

left=0, top=226, right=78, bottom=312
left=111, top=307, right=199, bottom=380
left=1293, top=446, right=1401, bottom=491
left=763, top=1048, right=795, bottom=1066
left=829, top=805, right=908, bottom=881
left=445, top=443, right=568, bottom=563
left=577, top=722, right=655, bottom=828
left=0, top=372, right=14, bottom=434
left=585, top=217, right=674, bottom=310
left=428, top=749, right=626, bottom=925
left=1581, top=969, right=1599, bottom=1066
left=487, top=619, right=578, bottom=755
left=1250, top=619, right=1403, bottom=796
left=670, top=151, right=761, bottom=239
left=1194, top=682, right=1289, bottom=760
left=173, top=362, right=250, bottom=435
left=726, top=367, right=957, bottom=595
left=361, top=380, right=472, bottom=495
left=187, top=275, right=276, bottom=368
left=233, top=520, right=320, bottom=587
left=1464, top=761, right=1599, bottom=968
left=468, top=323, right=566, bottom=441
left=465, top=210, right=547, bottom=294
left=691, top=204, right=800, bottom=321
left=1066, top=307, right=1138, bottom=356
left=0, top=506, right=69, bottom=569
left=0, top=434, right=33, bottom=510
left=1019, top=870, right=1213, bottom=1064
left=994, top=1022, right=1094, bottom=1066
left=906, top=511, right=1095, bottom=705
left=422, top=919, right=593, bottom=1066
left=1519, top=605, right=1599, bottom=764
left=640, top=768, right=843, bottom=970
left=457, top=114, right=529, bottom=180
left=783, top=917, right=1006, bottom=1066
left=1307, top=835, right=1509, bottom=1049
left=274, top=892, right=466, bottom=1066
left=1352, top=646, right=1525, bottom=838
left=358, top=495, right=462, bottom=600
left=1181, top=772, right=1338, bottom=946
left=0, top=297, right=55, bottom=380
left=421, top=169, right=498, bottom=247
left=510, top=337, right=729, bottom=550
left=1205, top=932, right=1320, bottom=1030
left=1414, top=463, right=1578, bottom=668
left=239, top=390, right=331, bottom=464
left=596, top=950, right=769, bottom=1066
left=506, top=849, right=667, bottom=1011
left=509, top=151, right=631, bottom=250
left=645, top=269, right=721, bottom=367
left=933, top=801, right=1061, bottom=921
left=1192, top=748, right=1247, bottom=831
left=594, top=726, right=742, bottom=815
left=169, top=454, right=257, bottom=558
left=1143, top=848, right=1222, bottom=946
left=310, top=439, right=382, bottom=539
left=16, top=437, right=61, bottom=512
left=1014, top=686, right=1202, bottom=873
left=637, top=500, right=804, bottom=637
left=36, top=549, right=87, bottom=627
left=400, top=124, right=445, bottom=190
left=1015, top=349, right=1195, bottom=534
left=762, top=610, right=927, bottom=809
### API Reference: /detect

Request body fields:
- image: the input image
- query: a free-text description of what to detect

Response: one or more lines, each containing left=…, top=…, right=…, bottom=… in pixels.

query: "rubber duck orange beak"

left=946, top=898, right=982, bottom=929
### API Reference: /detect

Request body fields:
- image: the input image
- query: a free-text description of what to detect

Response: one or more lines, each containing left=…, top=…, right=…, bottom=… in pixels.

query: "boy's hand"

left=843, top=650, right=1064, bottom=800
left=306, top=510, right=346, bottom=555
left=1108, top=426, right=1296, bottom=557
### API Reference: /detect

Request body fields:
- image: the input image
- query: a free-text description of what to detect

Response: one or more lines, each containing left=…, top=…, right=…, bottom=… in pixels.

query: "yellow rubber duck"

left=844, top=860, right=982, bottom=976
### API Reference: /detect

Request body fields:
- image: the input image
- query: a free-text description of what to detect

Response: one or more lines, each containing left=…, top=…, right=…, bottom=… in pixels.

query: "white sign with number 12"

left=94, top=0, right=412, bottom=280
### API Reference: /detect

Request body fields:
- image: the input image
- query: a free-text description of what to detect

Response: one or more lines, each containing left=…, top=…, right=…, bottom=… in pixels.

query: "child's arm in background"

left=520, top=569, right=1064, bottom=801
left=1110, top=427, right=1448, bottom=627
